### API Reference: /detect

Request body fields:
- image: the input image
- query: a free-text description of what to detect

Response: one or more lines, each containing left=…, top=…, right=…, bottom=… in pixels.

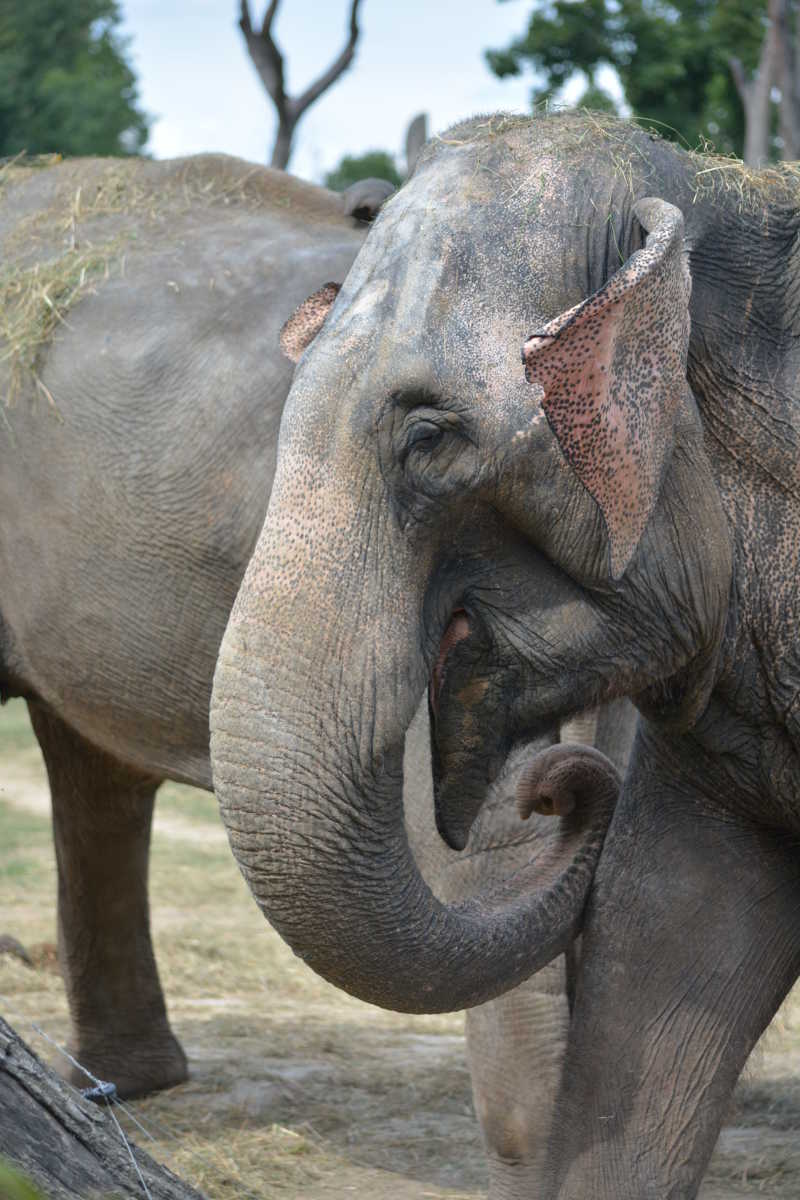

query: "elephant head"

left=210, top=114, right=733, bottom=1012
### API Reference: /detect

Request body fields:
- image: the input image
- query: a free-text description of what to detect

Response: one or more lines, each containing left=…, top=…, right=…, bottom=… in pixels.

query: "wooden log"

left=0, top=1017, right=206, bottom=1200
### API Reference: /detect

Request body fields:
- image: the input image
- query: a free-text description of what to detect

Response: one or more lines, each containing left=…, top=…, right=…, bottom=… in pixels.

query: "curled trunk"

left=211, top=620, right=618, bottom=1012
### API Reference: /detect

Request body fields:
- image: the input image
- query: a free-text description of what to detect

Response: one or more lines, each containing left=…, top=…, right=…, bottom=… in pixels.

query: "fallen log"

left=0, top=1017, right=206, bottom=1199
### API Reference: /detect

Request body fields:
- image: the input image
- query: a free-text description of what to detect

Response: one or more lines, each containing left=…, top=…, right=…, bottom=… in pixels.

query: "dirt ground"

left=2, top=698, right=800, bottom=1199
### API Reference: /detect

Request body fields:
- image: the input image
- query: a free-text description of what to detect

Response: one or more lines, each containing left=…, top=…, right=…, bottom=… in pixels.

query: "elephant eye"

left=395, top=407, right=469, bottom=493
left=405, top=420, right=444, bottom=455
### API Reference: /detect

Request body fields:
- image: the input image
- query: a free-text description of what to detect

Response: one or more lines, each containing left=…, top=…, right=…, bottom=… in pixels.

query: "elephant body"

left=0, top=151, right=628, bottom=1196
left=0, top=153, right=369, bottom=1097
left=0, top=154, right=368, bottom=780
left=211, top=112, right=800, bottom=1198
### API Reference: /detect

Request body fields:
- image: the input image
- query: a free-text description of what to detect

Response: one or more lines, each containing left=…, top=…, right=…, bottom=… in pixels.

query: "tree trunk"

left=730, top=0, right=780, bottom=166
left=0, top=1018, right=205, bottom=1200
left=774, top=0, right=800, bottom=159
left=404, top=112, right=428, bottom=176
left=270, top=117, right=295, bottom=170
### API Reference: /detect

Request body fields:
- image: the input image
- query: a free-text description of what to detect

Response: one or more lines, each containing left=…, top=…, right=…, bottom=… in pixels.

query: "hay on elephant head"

left=0, top=246, right=125, bottom=405
left=435, top=107, right=800, bottom=215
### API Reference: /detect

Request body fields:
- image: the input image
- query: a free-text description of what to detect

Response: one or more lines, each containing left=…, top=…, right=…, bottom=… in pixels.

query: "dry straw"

left=435, top=106, right=800, bottom=212
left=0, top=153, right=338, bottom=406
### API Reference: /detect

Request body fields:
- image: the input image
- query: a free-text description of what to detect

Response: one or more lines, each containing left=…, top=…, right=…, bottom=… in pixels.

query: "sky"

left=118, top=0, right=544, bottom=182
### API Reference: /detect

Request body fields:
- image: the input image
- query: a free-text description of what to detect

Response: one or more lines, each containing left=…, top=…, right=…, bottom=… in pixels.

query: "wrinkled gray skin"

left=0, top=155, right=369, bottom=1096
left=0, top=150, right=625, bottom=1194
left=211, top=112, right=800, bottom=1199
left=407, top=699, right=634, bottom=1197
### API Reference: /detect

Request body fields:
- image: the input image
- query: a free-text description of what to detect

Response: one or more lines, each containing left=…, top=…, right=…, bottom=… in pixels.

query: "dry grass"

left=0, top=701, right=480, bottom=1200
left=0, top=153, right=339, bottom=406
left=2, top=698, right=800, bottom=1198
left=433, top=107, right=800, bottom=216
left=0, top=244, right=125, bottom=405
left=0, top=157, right=153, bottom=403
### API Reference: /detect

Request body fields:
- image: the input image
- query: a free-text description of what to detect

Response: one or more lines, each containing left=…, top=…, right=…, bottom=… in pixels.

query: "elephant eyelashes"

left=405, top=420, right=445, bottom=456
left=397, top=406, right=458, bottom=470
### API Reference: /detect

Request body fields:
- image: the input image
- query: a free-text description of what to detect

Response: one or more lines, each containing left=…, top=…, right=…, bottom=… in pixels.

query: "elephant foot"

left=63, top=1027, right=188, bottom=1100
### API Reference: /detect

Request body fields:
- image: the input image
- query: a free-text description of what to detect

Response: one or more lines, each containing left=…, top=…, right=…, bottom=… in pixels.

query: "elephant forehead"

left=315, top=156, right=579, bottom=421
left=282, top=143, right=604, bottom=449
left=340, top=149, right=578, bottom=321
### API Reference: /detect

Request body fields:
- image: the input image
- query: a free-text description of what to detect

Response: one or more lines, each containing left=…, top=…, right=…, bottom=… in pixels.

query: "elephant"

left=210, top=108, right=800, bottom=1199
left=0, top=147, right=633, bottom=1194
left=405, top=700, right=633, bottom=1196
left=0, top=152, right=375, bottom=1098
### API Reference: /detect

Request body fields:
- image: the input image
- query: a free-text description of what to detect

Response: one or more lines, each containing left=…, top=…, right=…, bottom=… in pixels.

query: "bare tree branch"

left=292, top=0, right=362, bottom=119
left=263, top=0, right=280, bottom=29
left=239, top=0, right=363, bottom=170
left=239, top=0, right=288, bottom=126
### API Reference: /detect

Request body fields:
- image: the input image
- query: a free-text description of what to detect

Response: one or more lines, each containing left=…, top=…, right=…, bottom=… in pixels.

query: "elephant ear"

left=341, top=177, right=396, bottom=221
left=522, top=197, right=692, bottom=579
left=280, top=282, right=341, bottom=363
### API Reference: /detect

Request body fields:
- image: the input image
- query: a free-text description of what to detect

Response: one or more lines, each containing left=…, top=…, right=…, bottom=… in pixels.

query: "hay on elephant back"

left=0, top=153, right=343, bottom=405
left=0, top=242, right=126, bottom=406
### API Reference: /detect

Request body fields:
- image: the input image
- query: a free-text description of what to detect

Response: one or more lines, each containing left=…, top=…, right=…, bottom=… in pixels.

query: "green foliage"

left=0, top=1159, right=46, bottom=1200
left=573, top=81, right=618, bottom=114
left=487, top=0, right=768, bottom=156
left=0, top=0, right=149, bottom=157
left=324, top=149, right=403, bottom=191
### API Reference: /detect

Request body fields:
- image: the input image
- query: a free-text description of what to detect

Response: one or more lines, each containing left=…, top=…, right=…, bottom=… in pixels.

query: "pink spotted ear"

left=522, top=198, right=691, bottom=579
left=279, top=282, right=341, bottom=363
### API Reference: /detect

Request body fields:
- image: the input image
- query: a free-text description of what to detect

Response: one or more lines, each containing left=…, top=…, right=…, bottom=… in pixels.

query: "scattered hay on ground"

left=3, top=698, right=800, bottom=1199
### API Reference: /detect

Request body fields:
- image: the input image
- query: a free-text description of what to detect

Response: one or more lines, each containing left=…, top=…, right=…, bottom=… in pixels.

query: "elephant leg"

left=403, top=703, right=567, bottom=1196
left=547, top=745, right=800, bottom=1199
left=28, top=700, right=187, bottom=1099
left=464, top=701, right=634, bottom=1199
left=466, top=954, right=572, bottom=1198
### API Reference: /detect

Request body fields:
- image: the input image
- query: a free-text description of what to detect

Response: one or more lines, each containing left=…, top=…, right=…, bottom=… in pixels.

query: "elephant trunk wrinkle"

left=211, top=619, right=619, bottom=1014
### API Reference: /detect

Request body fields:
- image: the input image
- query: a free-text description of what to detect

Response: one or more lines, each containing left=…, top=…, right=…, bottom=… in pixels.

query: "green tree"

left=0, top=0, right=149, bottom=157
left=324, top=149, right=402, bottom=191
left=486, top=0, right=768, bottom=156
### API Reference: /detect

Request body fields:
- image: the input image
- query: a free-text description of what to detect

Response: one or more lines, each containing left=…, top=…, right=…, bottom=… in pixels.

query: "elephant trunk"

left=210, top=413, right=618, bottom=1012
left=211, top=618, right=618, bottom=1015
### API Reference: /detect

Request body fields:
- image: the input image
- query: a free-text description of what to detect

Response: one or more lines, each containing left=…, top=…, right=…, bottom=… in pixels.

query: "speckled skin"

left=281, top=282, right=342, bottom=362
left=522, top=197, right=692, bottom=578
left=211, top=113, right=800, bottom=1198
left=0, top=150, right=604, bottom=1185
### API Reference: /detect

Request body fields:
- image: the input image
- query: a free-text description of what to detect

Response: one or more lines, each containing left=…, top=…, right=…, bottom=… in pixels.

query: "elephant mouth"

left=430, top=609, right=471, bottom=718
left=428, top=607, right=506, bottom=851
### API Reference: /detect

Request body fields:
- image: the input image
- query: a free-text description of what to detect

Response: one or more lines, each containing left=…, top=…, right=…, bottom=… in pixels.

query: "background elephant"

left=0, top=151, right=632, bottom=1195
left=210, top=110, right=800, bottom=1198
left=0, top=154, right=373, bottom=1101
